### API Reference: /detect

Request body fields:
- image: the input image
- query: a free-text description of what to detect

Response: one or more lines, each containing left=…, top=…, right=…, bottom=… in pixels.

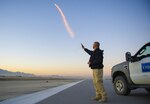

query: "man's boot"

left=91, top=96, right=101, bottom=101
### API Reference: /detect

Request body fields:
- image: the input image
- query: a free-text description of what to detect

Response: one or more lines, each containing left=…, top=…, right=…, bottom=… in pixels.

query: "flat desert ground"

left=0, top=77, right=79, bottom=101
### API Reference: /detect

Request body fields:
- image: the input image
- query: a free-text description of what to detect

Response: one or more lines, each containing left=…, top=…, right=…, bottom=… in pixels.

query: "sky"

left=0, top=0, right=150, bottom=77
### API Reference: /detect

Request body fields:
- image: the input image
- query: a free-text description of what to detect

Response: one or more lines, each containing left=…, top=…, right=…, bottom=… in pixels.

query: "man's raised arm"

left=81, top=43, right=93, bottom=55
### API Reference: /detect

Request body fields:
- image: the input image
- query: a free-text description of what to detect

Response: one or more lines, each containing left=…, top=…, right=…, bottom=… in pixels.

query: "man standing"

left=81, top=42, right=107, bottom=102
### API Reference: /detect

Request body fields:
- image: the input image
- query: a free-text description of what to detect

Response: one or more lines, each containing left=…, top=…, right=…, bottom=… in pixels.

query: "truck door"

left=129, top=43, right=150, bottom=84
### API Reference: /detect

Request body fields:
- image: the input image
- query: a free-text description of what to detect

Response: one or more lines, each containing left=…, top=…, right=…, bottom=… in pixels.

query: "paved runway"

left=37, top=80, right=150, bottom=104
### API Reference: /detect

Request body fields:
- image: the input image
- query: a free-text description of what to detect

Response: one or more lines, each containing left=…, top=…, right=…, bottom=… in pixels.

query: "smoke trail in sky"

left=54, top=3, right=75, bottom=38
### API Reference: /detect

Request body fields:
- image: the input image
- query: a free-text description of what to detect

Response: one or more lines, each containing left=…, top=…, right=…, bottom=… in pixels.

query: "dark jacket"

left=84, top=48, right=104, bottom=69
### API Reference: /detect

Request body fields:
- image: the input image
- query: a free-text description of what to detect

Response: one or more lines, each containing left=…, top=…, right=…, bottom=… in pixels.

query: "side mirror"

left=125, top=52, right=131, bottom=61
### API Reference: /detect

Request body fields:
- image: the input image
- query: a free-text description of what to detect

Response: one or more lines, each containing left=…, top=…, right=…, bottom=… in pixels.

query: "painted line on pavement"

left=0, top=80, right=84, bottom=104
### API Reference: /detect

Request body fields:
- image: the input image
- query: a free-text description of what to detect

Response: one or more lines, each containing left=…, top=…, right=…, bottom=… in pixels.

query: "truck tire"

left=145, top=88, right=150, bottom=94
left=114, top=76, right=131, bottom=95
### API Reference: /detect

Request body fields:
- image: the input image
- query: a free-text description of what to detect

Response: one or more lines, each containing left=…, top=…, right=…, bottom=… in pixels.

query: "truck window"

left=137, top=46, right=150, bottom=57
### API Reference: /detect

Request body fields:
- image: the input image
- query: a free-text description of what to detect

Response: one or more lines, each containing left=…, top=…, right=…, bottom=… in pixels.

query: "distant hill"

left=0, top=69, right=34, bottom=77
left=0, top=69, right=83, bottom=79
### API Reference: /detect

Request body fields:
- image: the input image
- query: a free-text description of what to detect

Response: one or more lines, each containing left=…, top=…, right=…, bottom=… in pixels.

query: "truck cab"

left=111, top=42, right=150, bottom=95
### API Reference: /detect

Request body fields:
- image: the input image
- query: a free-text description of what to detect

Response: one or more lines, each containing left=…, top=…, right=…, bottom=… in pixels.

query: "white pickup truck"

left=111, top=42, right=150, bottom=95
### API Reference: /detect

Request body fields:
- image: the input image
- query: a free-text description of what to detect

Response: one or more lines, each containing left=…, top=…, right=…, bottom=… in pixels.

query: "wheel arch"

left=112, top=71, right=128, bottom=84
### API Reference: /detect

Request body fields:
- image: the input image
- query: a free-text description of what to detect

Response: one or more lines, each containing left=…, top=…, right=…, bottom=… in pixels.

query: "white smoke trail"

left=54, top=3, right=75, bottom=38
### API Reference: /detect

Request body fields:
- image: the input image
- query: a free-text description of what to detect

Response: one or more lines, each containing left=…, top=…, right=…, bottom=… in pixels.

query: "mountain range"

left=0, top=69, right=83, bottom=79
left=0, top=69, right=34, bottom=77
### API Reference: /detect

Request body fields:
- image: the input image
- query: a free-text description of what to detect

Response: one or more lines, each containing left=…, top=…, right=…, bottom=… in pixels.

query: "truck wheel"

left=145, top=88, right=150, bottom=94
left=114, top=76, right=131, bottom=95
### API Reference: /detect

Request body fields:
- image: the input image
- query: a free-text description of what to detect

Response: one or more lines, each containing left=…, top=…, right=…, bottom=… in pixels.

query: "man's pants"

left=93, top=69, right=107, bottom=100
